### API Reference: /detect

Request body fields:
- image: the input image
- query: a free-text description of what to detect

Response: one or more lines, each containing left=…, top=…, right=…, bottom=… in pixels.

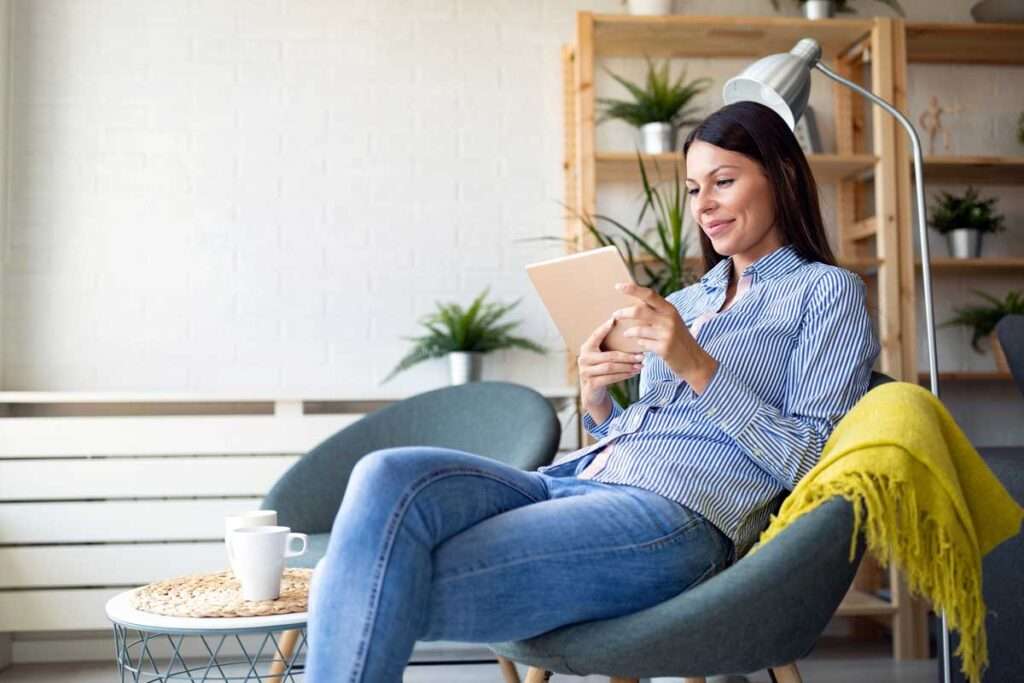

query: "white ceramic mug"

left=224, top=510, right=277, bottom=573
left=226, top=526, right=307, bottom=601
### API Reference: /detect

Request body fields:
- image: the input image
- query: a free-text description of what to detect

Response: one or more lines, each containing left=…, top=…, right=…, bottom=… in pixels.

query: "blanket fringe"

left=754, top=472, right=987, bottom=683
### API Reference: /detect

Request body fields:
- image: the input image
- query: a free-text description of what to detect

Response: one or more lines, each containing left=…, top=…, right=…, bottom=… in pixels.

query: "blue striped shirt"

left=538, top=244, right=880, bottom=556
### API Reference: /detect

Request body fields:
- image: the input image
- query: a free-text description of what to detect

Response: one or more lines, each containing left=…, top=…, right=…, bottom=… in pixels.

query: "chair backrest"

left=262, top=381, right=561, bottom=534
left=996, top=314, right=1024, bottom=397
left=869, top=370, right=894, bottom=390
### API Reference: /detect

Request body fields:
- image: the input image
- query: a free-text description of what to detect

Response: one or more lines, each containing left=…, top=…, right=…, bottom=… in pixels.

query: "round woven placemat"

left=130, top=569, right=313, bottom=618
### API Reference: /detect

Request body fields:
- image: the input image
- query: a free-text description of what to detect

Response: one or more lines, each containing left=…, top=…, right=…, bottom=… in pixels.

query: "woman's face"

left=685, top=140, right=784, bottom=270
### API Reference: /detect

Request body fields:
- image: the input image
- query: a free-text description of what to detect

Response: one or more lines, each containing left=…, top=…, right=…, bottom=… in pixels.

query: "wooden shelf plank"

left=836, top=588, right=897, bottom=617
left=917, top=371, right=1013, bottom=382
left=917, top=258, right=1024, bottom=274
left=591, top=14, right=872, bottom=60
left=923, top=156, right=1024, bottom=185
left=595, top=152, right=876, bottom=184
left=905, top=22, right=1024, bottom=65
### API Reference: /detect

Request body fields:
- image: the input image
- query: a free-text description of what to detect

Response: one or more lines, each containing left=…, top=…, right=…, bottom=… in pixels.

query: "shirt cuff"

left=582, top=399, right=623, bottom=438
left=691, top=362, right=762, bottom=440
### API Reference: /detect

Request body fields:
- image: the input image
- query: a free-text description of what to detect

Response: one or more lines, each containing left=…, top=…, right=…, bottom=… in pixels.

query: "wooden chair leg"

left=769, top=662, right=803, bottom=683
left=267, top=629, right=300, bottom=683
left=497, top=655, right=521, bottom=683
left=524, top=667, right=552, bottom=682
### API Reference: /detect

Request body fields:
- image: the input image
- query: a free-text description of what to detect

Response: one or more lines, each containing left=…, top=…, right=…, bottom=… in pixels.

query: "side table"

left=105, top=589, right=306, bottom=682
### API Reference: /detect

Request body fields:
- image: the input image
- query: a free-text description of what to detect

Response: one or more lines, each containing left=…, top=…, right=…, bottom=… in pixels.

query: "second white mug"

left=224, top=510, right=277, bottom=573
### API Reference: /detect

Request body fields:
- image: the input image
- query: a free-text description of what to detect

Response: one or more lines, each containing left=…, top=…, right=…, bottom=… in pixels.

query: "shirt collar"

left=700, top=244, right=807, bottom=292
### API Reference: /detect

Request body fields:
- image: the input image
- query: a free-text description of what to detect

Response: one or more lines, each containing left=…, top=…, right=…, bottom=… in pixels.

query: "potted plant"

left=579, top=155, right=699, bottom=406
left=382, top=289, right=545, bottom=385
left=598, top=57, right=710, bottom=154
left=621, top=0, right=674, bottom=15
left=927, top=186, right=1006, bottom=259
left=770, top=0, right=904, bottom=20
left=942, top=290, right=1024, bottom=373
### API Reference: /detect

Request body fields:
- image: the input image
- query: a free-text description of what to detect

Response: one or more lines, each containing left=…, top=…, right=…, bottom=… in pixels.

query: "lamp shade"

left=722, top=38, right=822, bottom=130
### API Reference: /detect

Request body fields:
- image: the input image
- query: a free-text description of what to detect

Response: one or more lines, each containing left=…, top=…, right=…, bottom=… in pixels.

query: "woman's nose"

left=693, top=189, right=716, bottom=214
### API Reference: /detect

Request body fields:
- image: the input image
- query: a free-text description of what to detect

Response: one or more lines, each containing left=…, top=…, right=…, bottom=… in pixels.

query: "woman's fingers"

left=581, top=318, right=615, bottom=352
left=579, top=350, right=644, bottom=368
left=624, top=324, right=661, bottom=340
left=591, top=370, right=642, bottom=386
left=581, top=361, right=641, bottom=377
left=616, top=282, right=673, bottom=314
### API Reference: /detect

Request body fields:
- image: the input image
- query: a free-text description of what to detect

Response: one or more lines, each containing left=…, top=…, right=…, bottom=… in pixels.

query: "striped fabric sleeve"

left=692, top=269, right=879, bottom=489
left=581, top=398, right=624, bottom=438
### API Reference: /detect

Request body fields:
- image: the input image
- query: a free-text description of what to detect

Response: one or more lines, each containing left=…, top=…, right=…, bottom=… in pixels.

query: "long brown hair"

left=682, top=101, right=835, bottom=273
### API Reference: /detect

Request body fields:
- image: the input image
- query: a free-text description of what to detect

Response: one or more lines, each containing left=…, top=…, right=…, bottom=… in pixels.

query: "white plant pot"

left=945, top=228, right=984, bottom=259
left=971, top=0, right=1024, bottom=23
left=640, top=122, right=676, bottom=154
left=803, top=0, right=835, bottom=20
left=448, top=352, right=482, bottom=385
left=627, top=0, right=673, bottom=15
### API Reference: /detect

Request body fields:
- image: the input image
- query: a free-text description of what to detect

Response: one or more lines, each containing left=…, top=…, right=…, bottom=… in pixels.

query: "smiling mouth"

left=703, top=219, right=734, bottom=235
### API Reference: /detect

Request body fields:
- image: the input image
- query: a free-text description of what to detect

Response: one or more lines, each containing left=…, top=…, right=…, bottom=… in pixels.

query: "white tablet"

left=526, top=246, right=644, bottom=355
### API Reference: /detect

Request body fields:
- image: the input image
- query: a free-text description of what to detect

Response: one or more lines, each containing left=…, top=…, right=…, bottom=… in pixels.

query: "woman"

left=306, top=101, right=880, bottom=682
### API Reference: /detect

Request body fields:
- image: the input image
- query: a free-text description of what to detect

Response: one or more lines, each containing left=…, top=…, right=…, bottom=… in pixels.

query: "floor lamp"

left=722, top=38, right=949, bottom=683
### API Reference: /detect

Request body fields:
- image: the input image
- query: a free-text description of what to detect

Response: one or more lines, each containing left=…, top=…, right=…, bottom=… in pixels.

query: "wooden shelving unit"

left=563, top=13, right=924, bottom=661
left=589, top=14, right=873, bottom=60
left=595, top=152, right=877, bottom=184
left=922, top=155, right=1024, bottom=185
left=904, top=22, right=1024, bottom=65
left=917, top=371, right=1014, bottom=383
left=892, top=20, right=1024, bottom=385
left=918, top=258, right=1024, bottom=275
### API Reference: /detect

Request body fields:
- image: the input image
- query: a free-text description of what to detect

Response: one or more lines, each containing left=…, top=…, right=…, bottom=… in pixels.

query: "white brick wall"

left=3, top=0, right=1022, bottom=439
left=0, top=0, right=9, bottom=392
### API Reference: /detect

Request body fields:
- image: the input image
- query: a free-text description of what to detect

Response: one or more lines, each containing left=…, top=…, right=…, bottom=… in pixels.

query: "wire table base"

left=112, top=623, right=306, bottom=683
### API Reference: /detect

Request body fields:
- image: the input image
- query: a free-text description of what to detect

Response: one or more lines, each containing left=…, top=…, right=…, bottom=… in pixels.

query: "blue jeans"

left=306, top=447, right=734, bottom=683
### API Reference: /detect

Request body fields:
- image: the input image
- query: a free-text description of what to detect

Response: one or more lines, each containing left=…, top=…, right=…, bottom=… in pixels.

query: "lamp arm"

left=812, top=60, right=940, bottom=399
left=812, top=59, right=949, bottom=683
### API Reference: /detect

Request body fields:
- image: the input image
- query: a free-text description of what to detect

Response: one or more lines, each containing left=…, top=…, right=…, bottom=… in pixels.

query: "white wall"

left=0, top=0, right=10, bottom=394
left=3, top=0, right=1020, bottom=435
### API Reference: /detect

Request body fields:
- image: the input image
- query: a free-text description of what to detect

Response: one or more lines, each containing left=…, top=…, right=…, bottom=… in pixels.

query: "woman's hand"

left=613, top=282, right=719, bottom=394
left=577, top=317, right=644, bottom=422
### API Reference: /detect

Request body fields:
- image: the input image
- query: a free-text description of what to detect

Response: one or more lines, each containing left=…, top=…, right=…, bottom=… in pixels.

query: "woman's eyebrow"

left=685, top=164, right=740, bottom=183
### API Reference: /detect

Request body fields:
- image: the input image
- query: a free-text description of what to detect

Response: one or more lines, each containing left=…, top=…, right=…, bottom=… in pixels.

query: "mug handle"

left=285, top=533, right=308, bottom=558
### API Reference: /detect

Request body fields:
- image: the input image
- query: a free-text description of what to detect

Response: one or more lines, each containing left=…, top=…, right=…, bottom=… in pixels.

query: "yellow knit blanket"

left=754, top=382, right=1023, bottom=683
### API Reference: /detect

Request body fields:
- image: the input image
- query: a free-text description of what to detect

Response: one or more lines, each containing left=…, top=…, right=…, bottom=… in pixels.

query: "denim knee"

left=347, top=447, right=421, bottom=495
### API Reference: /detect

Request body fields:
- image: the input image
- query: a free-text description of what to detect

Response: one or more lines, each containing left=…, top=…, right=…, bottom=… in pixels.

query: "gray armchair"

left=260, top=380, right=562, bottom=681
left=945, top=314, right=1024, bottom=682
left=261, top=381, right=562, bottom=568
left=996, top=314, right=1024, bottom=395
left=490, top=372, right=895, bottom=683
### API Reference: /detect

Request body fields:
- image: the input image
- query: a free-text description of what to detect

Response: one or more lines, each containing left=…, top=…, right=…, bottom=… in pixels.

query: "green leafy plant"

left=769, top=0, right=905, bottom=15
left=525, top=153, right=697, bottom=407
left=942, top=290, right=1024, bottom=352
left=597, top=57, right=711, bottom=129
left=927, top=186, right=1006, bottom=235
left=382, top=289, right=545, bottom=383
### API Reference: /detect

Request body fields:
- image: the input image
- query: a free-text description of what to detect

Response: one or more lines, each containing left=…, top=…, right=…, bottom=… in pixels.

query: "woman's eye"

left=716, top=178, right=734, bottom=188
left=686, top=187, right=699, bottom=196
